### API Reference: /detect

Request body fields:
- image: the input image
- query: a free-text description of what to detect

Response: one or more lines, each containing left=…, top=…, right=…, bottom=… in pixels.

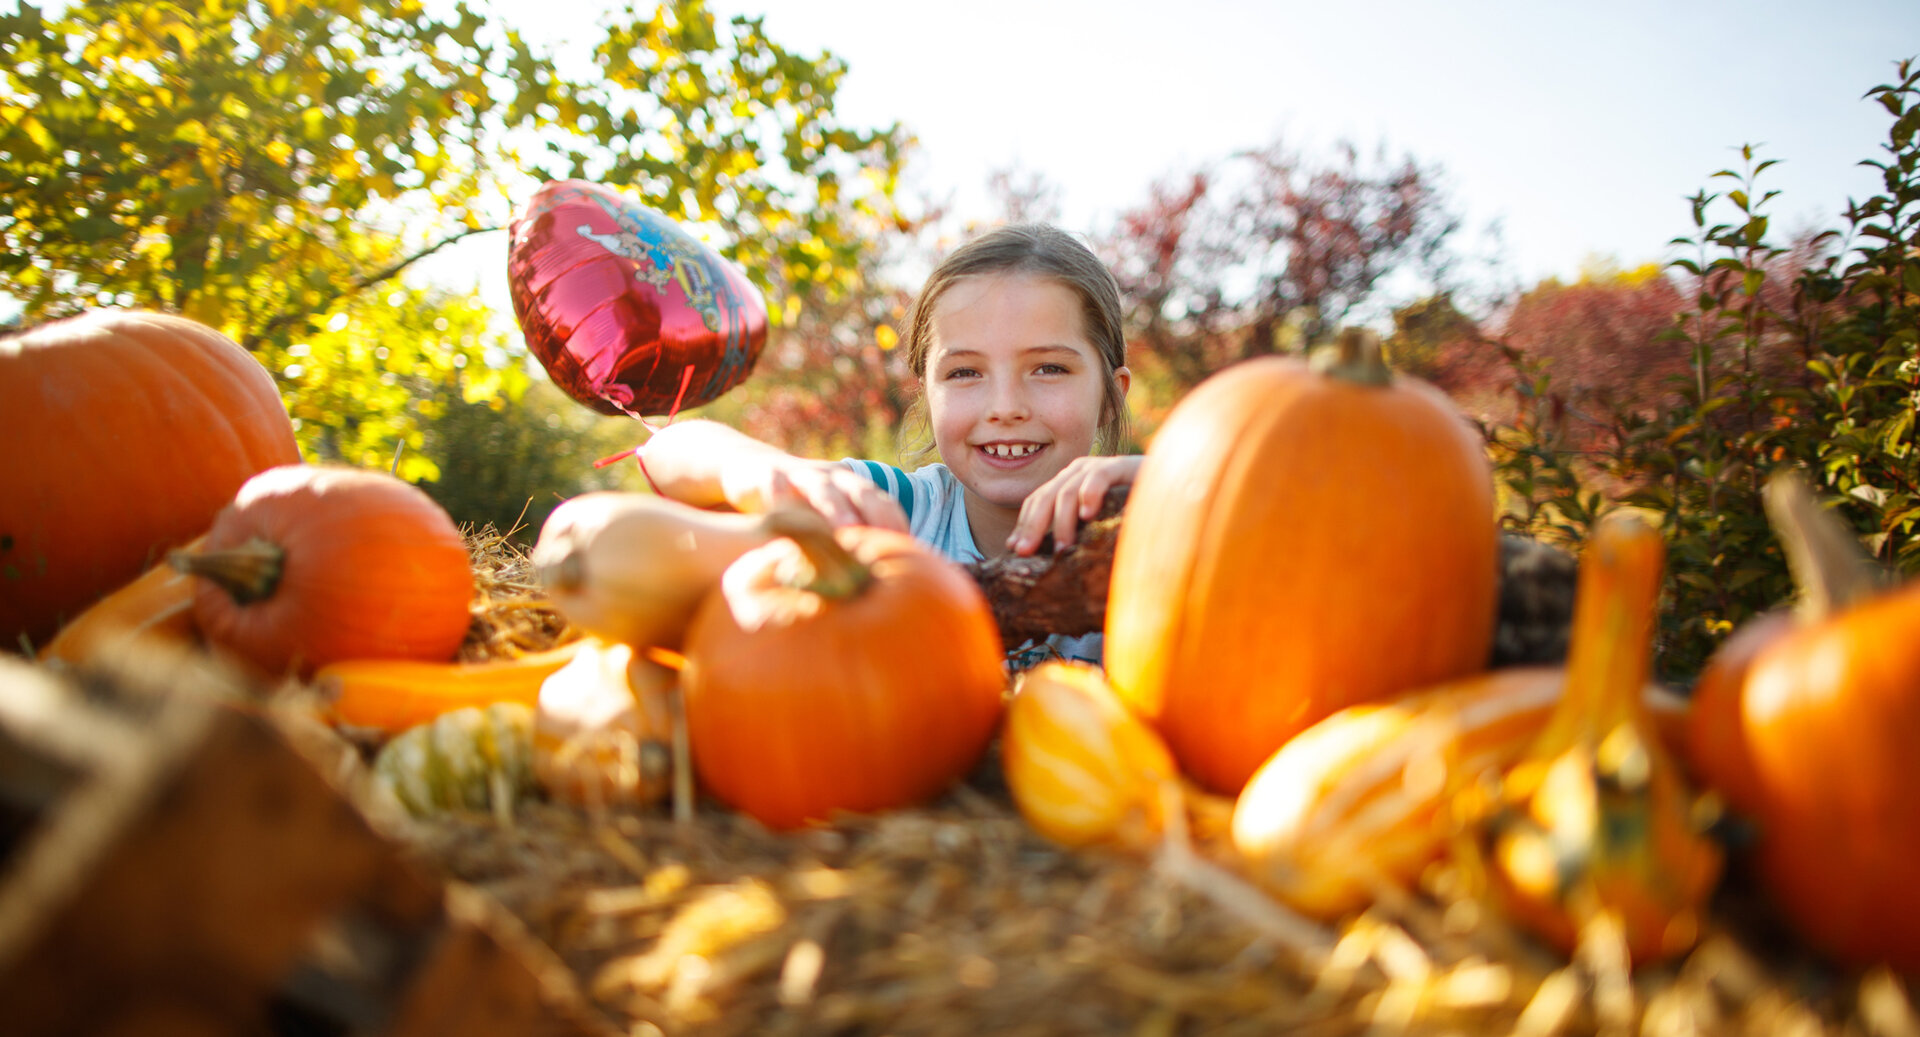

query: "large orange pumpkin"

left=1686, top=471, right=1920, bottom=973
left=1105, top=329, right=1498, bottom=795
left=175, top=464, right=474, bottom=677
left=680, top=510, right=1006, bottom=830
left=1, top=310, right=300, bottom=649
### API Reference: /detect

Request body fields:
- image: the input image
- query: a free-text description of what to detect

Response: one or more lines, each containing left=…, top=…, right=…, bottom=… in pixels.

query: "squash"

left=316, top=641, right=586, bottom=735
left=1104, top=328, right=1498, bottom=795
left=1, top=310, right=301, bottom=649
left=1001, top=661, right=1181, bottom=851
left=1231, top=666, right=1691, bottom=920
left=1484, top=511, right=1721, bottom=966
left=173, top=464, right=474, bottom=677
left=529, top=491, right=771, bottom=650
left=40, top=534, right=206, bottom=666
left=681, top=509, right=1006, bottom=830
left=532, top=639, right=674, bottom=808
left=1686, top=471, right=1920, bottom=972
left=369, top=702, right=538, bottom=818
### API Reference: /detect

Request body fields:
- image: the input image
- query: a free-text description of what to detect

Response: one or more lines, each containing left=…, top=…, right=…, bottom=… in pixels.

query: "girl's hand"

left=725, top=458, right=909, bottom=533
left=1008, top=455, right=1144, bottom=556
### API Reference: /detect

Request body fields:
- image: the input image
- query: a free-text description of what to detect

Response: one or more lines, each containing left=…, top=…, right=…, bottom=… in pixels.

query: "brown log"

left=966, top=486, right=1127, bottom=650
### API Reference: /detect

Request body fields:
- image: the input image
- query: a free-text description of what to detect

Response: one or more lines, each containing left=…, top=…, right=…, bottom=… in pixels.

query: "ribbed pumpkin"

left=174, top=464, right=474, bottom=677
left=680, top=510, right=1006, bottom=830
left=1002, top=661, right=1181, bottom=851
left=1105, top=329, right=1498, bottom=795
left=1231, top=666, right=1691, bottom=920
left=1, top=310, right=300, bottom=649
left=1686, top=471, right=1920, bottom=973
left=1485, top=511, right=1721, bottom=967
left=370, top=702, right=538, bottom=818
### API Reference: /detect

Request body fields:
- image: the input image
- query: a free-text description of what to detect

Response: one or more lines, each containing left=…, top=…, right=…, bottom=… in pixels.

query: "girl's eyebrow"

left=936, top=344, right=1086, bottom=362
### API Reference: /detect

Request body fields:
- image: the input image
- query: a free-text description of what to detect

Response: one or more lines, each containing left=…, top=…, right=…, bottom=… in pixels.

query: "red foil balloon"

left=507, top=180, right=768, bottom=418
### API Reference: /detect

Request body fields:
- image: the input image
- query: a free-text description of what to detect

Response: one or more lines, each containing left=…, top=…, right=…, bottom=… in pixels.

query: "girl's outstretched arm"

left=638, top=419, right=907, bottom=532
left=1008, top=454, right=1144, bottom=556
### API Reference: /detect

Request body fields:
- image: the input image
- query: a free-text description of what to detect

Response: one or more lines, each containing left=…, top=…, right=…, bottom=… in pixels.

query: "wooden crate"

left=0, top=644, right=615, bottom=1037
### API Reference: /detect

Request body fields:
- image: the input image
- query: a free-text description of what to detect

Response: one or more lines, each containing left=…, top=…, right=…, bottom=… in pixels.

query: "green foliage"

left=414, top=380, right=648, bottom=540
left=1486, top=58, right=1920, bottom=683
left=1, top=0, right=906, bottom=497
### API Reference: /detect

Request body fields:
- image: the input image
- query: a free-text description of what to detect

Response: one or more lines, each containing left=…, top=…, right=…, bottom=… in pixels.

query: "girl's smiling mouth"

left=978, top=441, right=1045, bottom=462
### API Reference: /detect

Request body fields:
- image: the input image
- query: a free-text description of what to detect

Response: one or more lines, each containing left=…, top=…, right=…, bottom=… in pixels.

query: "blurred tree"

left=0, top=0, right=905, bottom=479
left=1101, top=139, right=1460, bottom=393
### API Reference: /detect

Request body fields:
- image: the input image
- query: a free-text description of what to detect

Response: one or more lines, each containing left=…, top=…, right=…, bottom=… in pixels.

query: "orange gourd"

left=40, top=535, right=207, bottom=666
left=681, top=510, right=1006, bottom=830
left=174, top=464, right=474, bottom=677
left=1485, top=511, right=1721, bottom=967
left=1, top=311, right=301, bottom=649
left=1231, top=666, right=1691, bottom=920
left=1686, top=471, right=1920, bottom=973
left=1105, top=328, right=1498, bottom=795
left=1001, top=661, right=1182, bottom=851
left=316, top=642, right=586, bottom=735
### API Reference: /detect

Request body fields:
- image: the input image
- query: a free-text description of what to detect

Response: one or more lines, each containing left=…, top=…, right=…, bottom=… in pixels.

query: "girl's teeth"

left=987, top=444, right=1036, bottom=458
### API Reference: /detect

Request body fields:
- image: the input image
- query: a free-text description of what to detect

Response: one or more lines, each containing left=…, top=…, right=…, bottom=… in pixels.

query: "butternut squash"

left=315, top=641, right=587, bottom=735
left=530, top=492, right=771, bottom=650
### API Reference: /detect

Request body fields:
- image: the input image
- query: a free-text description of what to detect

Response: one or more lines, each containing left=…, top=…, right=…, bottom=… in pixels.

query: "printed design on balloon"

left=577, top=192, right=755, bottom=405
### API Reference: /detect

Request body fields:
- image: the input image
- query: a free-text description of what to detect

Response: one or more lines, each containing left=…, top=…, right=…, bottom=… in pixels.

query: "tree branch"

left=242, top=224, right=506, bottom=351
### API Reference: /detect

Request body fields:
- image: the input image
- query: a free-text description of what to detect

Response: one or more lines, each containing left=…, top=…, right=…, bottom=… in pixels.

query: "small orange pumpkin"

left=1, top=311, right=300, bottom=649
left=1686, top=471, right=1920, bottom=973
left=1105, top=328, right=1498, bottom=795
left=174, top=464, right=474, bottom=677
left=680, top=510, right=1006, bottom=830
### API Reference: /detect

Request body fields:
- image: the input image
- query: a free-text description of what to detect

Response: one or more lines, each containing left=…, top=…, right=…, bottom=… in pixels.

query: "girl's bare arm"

left=638, top=419, right=907, bottom=531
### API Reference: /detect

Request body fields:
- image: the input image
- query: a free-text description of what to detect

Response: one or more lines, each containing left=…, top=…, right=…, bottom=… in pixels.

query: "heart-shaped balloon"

left=507, top=180, right=768, bottom=418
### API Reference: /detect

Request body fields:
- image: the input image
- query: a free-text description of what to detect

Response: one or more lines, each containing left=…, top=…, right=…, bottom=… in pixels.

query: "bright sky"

left=457, top=0, right=1919, bottom=307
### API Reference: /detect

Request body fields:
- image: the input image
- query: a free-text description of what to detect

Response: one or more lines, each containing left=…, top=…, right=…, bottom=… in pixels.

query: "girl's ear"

left=1113, top=365, right=1132, bottom=398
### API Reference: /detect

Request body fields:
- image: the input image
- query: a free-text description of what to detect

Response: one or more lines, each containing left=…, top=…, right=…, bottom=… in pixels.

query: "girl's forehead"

left=929, top=274, right=1089, bottom=349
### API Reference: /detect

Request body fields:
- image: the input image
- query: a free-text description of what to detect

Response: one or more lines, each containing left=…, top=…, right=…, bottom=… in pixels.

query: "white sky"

left=436, top=0, right=1916, bottom=315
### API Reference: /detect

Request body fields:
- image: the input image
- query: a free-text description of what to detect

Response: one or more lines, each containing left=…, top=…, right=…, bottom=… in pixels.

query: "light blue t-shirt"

left=840, top=459, right=1105, bottom=670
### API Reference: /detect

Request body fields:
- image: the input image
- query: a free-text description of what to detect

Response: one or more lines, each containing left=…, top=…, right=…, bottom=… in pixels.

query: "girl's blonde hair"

left=897, top=223, right=1132, bottom=462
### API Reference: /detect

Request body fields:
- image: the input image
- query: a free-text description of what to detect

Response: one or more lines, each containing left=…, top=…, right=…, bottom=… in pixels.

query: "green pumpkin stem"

left=761, top=507, right=872, bottom=600
left=170, top=537, right=285, bottom=605
left=1763, top=469, right=1882, bottom=621
left=1307, top=327, right=1393, bottom=386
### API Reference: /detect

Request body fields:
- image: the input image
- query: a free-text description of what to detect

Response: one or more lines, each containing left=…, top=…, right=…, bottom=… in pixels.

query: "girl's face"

left=924, top=272, right=1128, bottom=514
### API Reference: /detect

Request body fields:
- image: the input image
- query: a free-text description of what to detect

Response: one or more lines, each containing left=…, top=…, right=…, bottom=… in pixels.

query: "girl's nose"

left=986, top=380, right=1031, bottom=422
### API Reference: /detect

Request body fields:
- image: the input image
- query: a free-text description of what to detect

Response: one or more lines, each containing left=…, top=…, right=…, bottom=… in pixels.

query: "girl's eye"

left=943, top=367, right=980, bottom=380
left=1036, top=363, right=1071, bottom=375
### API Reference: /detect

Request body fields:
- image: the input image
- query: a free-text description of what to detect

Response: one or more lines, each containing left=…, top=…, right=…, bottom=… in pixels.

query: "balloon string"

left=591, top=363, right=698, bottom=498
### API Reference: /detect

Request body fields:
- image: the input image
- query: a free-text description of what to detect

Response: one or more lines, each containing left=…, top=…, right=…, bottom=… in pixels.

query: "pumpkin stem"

left=761, top=507, right=873, bottom=600
left=1763, top=469, right=1882, bottom=621
left=1306, top=327, right=1392, bottom=387
left=170, top=537, right=285, bottom=605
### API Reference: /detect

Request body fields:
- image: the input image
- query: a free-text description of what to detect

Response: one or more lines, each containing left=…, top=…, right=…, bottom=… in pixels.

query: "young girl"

left=638, top=224, right=1140, bottom=662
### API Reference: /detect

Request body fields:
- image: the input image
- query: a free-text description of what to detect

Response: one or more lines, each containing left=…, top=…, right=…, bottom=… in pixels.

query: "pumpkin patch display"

left=1104, top=328, right=1499, bottom=795
left=680, top=509, right=1006, bottom=830
left=1, top=310, right=301, bottom=650
left=173, top=464, right=474, bottom=677
left=1686, top=471, right=1920, bottom=973
left=1483, top=511, right=1721, bottom=967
